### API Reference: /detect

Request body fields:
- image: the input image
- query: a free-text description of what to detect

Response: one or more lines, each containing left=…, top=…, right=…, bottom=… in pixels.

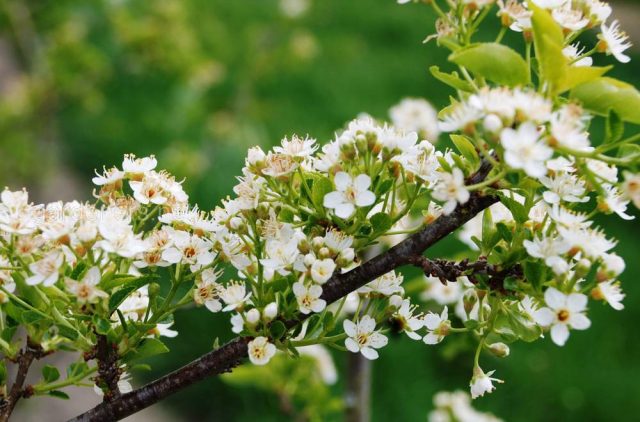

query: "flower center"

left=557, top=309, right=570, bottom=322
left=356, top=333, right=369, bottom=346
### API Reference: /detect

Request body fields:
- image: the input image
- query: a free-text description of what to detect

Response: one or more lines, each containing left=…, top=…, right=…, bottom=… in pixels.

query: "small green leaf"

left=558, top=65, right=612, bottom=94
left=450, top=134, right=479, bottom=166
left=370, top=213, right=393, bottom=234
left=312, top=176, right=333, bottom=210
left=497, top=193, right=528, bottom=224
left=92, top=315, right=112, bottom=335
left=48, top=390, right=70, bottom=400
left=605, top=110, right=624, bottom=144
left=523, top=260, right=547, bottom=291
left=123, top=338, right=170, bottom=363
left=269, top=321, right=287, bottom=341
left=42, top=365, right=61, bottom=383
left=571, top=77, right=640, bottom=124
left=67, top=362, right=89, bottom=378
left=448, top=43, right=529, bottom=87
left=108, top=276, right=155, bottom=314
left=530, top=3, right=568, bottom=94
left=429, top=66, right=474, bottom=92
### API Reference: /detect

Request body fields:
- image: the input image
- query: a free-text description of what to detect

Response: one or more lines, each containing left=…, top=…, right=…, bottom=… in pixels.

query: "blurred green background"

left=1, top=0, right=639, bottom=420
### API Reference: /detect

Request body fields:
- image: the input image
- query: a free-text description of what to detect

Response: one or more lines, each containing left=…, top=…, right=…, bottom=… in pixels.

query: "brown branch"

left=93, top=335, right=122, bottom=402
left=69, top=161, right=497, bottom=422
left=0, top=339, right=46, bottom=422
left=407, top=256, right=523, bottom=294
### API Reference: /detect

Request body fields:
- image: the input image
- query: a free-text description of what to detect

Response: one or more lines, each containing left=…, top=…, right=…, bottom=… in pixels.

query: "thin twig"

left=0, top=339, right=46, bottom=421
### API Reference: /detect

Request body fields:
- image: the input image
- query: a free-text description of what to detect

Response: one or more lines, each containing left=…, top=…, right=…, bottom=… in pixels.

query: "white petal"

left=533, top=307, right=555, bottom=326
left=205, top=300, right=222, bottom=313
left=355, top=191, right=376, bottom=207
left=361, top=347, right=379, bottom=360
left=343, top=319, right=357, bottom=337
left=335, top=203, right=355, bottom=219
left=423, top=332, right=441, bottom=345
left=566, top=293, right=588, bottom=312
left=359, top=315, right=376, bottom=332
left=544, top=287, right=566, bottom=310
left=354, top=174, right=372, bottom=191
left=323, top=191, right=345, bottom=208
left=550, top=323, right=570, bottom=346
left=569, top=313, right=591, bottom=330
left=368, top=332, right=388, bottom=348
left=423, top=313, right=442, bottom=330
left=345, top=337, right=360, bottom=353
left=334, top=172, right=351, bottom=191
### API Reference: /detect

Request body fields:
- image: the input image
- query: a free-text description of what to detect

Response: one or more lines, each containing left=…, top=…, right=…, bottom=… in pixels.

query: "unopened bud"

left=337, top=248, right=355, bottom=267
left=483, top=114, right=503, bottom=133
left=312, top=236, right=325, bottom=250
left=229, top=217, right=245, bottom=232
left=318, top=247, right=331, bottom=259
left=263, top=302, right=278, bottom=321
left=303, top=253, right=317, bottom=267
left=389, top=294, right=403, bottom=309
left=488, top=342, right=510, bottom=358
left=246, top=309, right=260, bottom=326
left=463, top=290, right=478, bottom=315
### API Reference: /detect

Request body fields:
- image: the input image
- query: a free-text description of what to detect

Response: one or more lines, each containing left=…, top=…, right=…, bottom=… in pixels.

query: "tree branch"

left=69, top=161, right=497, bottom=422
left=0, top=339, right=45, bottom=422
left=93, top=335, right=122, bottom=402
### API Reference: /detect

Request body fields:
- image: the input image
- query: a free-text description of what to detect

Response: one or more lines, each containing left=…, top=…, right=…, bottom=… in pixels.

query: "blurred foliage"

left=0, top=0, right=639, bottom=420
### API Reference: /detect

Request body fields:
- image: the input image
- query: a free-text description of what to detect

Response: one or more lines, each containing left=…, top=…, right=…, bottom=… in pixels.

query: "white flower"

left=220, top=281, right=252, bottom=312
left=122, top=154, right=157, bottom=175
left=392, top=299, right=424, bottom=340
left=260, top=238, right=299, bottom=277
left=310, top=258, right=336, bottom=284
left=194, top=270, right=223, bottom=312
left=359, top=271, right=404, bottom=296
left=563, top=44, right=593, bottom=67
left=274, top=135, right=318, bottom=158
left=421, top=276, right=463, bottom=305
left=154, top=322, right=178, bottom=338
left=262, top=153, right=299, bottom=177
left=92, top=166, right=125, bottom=186
left=248, top=336, right=277, bottom=366
left=533, top=287, right=591, bottom=346
left=118, top=286, right=150, bottom=322
left=531, top=0, right=567, bottom=8
left=65, top=267, right=107, bottom=304
left=592, top=280, right=625, bottom=311
left=432, top=169, right=470, bottom=215
left=524, top=236, right=571, bottom=274
left=599, top=185, right=635, bottom=220
left=552, top=5, right=589, bottom=32
left=541, top=173, right=588, bottom=204
left=26, top=251, right=64, bottom=286
left=129, top=174, right=168, bottom=205
left=470, top=366, right=503, bottom=399
left=438, top=103, right=482, bottom=133
left=622, top=172, right=640, bottom=209
left=161, top=230, right=214, bottom=271
left=343, top=315, right=388, bottom=360
left=423, top=307, right=450, bottom=345
left=598, top=20, right=632, bottom=63
left=501, top=122, right=552, bottom=178
left=298, top=345, right=338, bottom=385
left=293, top=282, right=326, bottom=314
left=94, top=372, right=133, bottom=397
left=585, top=0, right=611, bottom=23
left=389, top=98, right=440, bottom=142
left=323, top=172, right=376, bottom=219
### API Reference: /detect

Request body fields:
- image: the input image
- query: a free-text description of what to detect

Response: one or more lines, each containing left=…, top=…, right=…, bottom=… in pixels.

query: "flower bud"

left=463, top=290, right=478, bottom=315
left=337, top=248, right=355, bottom=267
left=263, top=302, right=278, bottom=321
left=246, top=309, right=260, bottom=326
left=303, top=253, right=317, bottom=267
left=488, top=342, right=510, bottom=358
left=318, top=247, right=331, bottom=259
left=298, top=238, right=311, bottom=254
left=148, top=282, right=161, bottom=298
left=483, top=114, right=503, bottom=133
left=388, top=294, right=403, bottom=309
left=312, top=236, right=325, bottom=250
left=229, top=217, right=245, bottom=232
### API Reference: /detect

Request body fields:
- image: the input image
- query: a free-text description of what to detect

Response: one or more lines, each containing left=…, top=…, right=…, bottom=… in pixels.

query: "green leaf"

left=448, top=43, right=529, bottom=87
left=67, top=362, right=89, bottom=378
left=497, top=193, right=528, bottom=224
left=506, top=309, right=542, bottom=342
left=108, top=276, right=155, bottom=314
left=21, top=311, right=47, bottom=324
left=523, top=260, right=547, bottom=291
left=530, top=3, right=567, bottom=94
left=42, top=365, right=61, bottom=383
left=450, top=134, right=479, bottom=166
left=558, top=65, right=612, bottom=94
left=370, top=212, right=393, bottom=234
left=92, top=315, right=112, bottom=335
left=429, top=66, right=474, bottom=92
left=605, top=109, right=625, bottom=144
left=311, top=176, right=333, bottom=210
left=269, top=320, right=287, bottom=341
left=48, top=390, right=70, bottom=400
left=571, top=77, right=640, bottom=124
left=123, top=338, right=170, bottom=363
